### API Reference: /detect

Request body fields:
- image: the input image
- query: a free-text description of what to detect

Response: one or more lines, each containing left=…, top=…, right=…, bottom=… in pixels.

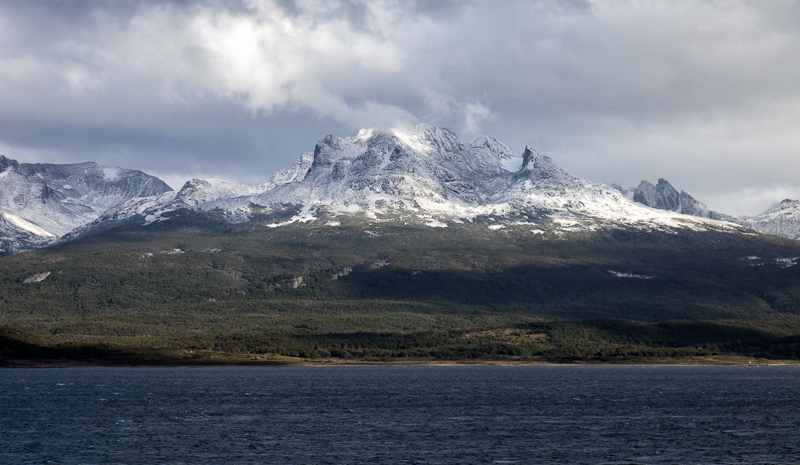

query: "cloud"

left=702, top=185, right=800, bottom=218
left=183, top=1, right=411, bottom=121
left=0, top=1, right=415, bottom=125
left=0, top=0, right=799, bottom=215
left=462, top=102, right=495, bottom=136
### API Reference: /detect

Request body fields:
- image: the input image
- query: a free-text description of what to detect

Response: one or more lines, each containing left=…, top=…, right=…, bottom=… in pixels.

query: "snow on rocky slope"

left=0, top=155, right=172, bottom=254
left=737, top=200, right=800, bottom=240
left=80, top=125, right=746, bottom=238
left=615, top=178, right=800, bottom=240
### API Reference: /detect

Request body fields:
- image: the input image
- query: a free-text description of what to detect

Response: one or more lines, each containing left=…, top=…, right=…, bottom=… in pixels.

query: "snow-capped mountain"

left=615, top=178, right=800, bottom=239
left=737, top=200, right=800, bottom=240
left=88, top=154, right=316, bottom=228
left=79, top=125, right=747, bottom=238
left=0, top=155, right=172, bottom=254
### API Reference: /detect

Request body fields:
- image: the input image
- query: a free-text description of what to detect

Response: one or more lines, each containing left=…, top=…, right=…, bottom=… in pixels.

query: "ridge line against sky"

left=1, top=0, right=799, bottom=216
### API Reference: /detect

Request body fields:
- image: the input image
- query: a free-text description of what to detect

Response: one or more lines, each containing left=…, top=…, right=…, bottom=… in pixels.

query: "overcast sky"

left=1, top=0, right=799, bottom=215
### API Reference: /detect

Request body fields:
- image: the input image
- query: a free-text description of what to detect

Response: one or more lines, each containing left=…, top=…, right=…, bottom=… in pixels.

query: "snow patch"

left=144, top=214, right=164, bottom=224
left=355, top=128, right=375, bottom=141
left=775, top=257, right=799, bottom=268
left=161, top=248, right=184, bottom=254
left=265, top=205, right=318, bottom=228
left=1, top=211, right=55, bottom=237
left=608, top=270, right=654, bottom=279
left=102, top=167, right=120, bottom=180
left=500, top=157, right=523, bottom=172
left=393, top=129, right=433, bottom=154
left=425, top=219, right=448, bottom=228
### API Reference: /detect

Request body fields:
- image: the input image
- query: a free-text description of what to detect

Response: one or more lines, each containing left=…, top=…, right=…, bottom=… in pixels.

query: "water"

left=2, top=366, right=799, bottom=464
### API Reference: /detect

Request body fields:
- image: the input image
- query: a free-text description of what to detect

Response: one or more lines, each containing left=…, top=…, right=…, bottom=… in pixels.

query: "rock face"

left=23, top=271, right=51, bottom=283
left=633, top=179, right=681, bottom=212
left=618, top=178, right=735, bottom=222
left=77, top=125, right=743, bottom=240
left=0, top=155, right=172, bottom=255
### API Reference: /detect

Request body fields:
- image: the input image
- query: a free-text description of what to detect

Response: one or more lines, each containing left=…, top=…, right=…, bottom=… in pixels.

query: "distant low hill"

left=3, top=213, right=800, bottom=341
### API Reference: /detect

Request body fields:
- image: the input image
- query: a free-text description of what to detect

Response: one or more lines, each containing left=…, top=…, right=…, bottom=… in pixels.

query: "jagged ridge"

left=80, top=125, right=744, bottom=238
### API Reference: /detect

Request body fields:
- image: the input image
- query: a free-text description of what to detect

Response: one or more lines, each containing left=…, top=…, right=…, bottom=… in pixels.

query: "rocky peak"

left=518, top=146, right=577, bottom=185
left=16, top=161, right=172, bottom=203
left=469, top=136, right=521, bottom=172
left=267, top=152, right=314, bottom=187
left=633, top=178, right=680, bottom=211
left=411, top=124, right=464, bottom=153
left=309, top=132, right=369, bottom=172
left=0, top=155, right=19, bottom=172
left=520, top=146, right=538, bottom=171
left=469, top=136, right=516, bottom=159
left=610, top=182, right=628, bottom=194
left=628, top=178, right=734, bottom=222
left=175, top=178, right=260, bottom=206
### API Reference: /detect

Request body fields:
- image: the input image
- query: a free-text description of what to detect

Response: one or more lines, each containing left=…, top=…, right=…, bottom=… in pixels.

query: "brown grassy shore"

left=4, top=323, right=800, bottom=368
left=3, top=347, right=799, bottom=368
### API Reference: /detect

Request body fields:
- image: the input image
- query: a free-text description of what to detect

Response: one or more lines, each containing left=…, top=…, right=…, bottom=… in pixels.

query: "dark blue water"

left=2, top=366, right=799, bottom=464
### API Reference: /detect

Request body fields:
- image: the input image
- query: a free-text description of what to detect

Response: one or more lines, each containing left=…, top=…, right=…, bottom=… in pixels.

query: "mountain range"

left=78, top=124, right=756, bottom=237
left=2, top=124, right=799, bottom=256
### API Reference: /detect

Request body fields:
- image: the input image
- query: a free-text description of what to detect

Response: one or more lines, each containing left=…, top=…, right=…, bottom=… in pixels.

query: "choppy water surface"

left=2, top=366, right=799, bottom=464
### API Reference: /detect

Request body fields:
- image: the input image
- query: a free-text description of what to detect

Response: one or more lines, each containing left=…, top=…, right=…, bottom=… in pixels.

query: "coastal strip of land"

left=3, top=320, right=799, bottom=367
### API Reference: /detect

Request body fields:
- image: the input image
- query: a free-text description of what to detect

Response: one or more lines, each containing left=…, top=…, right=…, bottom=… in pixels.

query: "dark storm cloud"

left=1, top=0, right=799, bottom=214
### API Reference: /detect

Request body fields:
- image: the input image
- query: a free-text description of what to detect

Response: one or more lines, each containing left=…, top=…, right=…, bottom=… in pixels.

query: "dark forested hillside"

left=3, top=213, right=800, bottom=347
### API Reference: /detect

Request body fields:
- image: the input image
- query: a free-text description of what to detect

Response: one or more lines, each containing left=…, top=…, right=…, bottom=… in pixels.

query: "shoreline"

left=4, top=354, right=799, bottom=368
